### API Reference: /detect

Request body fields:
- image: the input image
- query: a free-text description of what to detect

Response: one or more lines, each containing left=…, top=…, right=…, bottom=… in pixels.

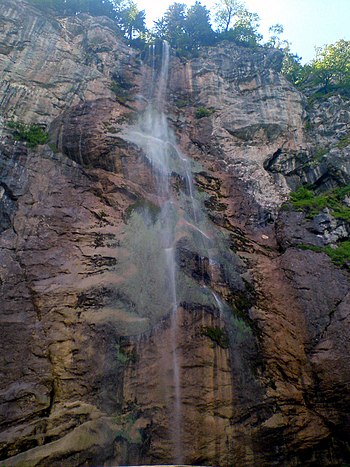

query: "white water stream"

left=120, top=41, right=230, bottom=463
left=122, top=41, right=191, bottom=464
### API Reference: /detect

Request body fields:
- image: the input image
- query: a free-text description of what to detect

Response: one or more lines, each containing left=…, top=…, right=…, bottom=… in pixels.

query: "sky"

left=134, top=0, right=350, bottom=63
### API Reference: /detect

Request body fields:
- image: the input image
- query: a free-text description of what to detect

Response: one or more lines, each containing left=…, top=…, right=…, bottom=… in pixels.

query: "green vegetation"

left=24, top=0, right=350, bottom=94
left=124, top=199, right=161, bottom=223
left=116, top=1, right=146, bottom=44
left=27, top=0, right=146, bottom=45
left=195, top=106, right=214, bottom=119
left=283, top=39, right=350, bottom=97
left=115, top=344, right=129, bottom=365
left=110, top=73, right=132, bottom=97
left=310, top=40, right=350, bottom=92
left=290, top=185, right=350, bottom=267
left=290, top=185, right=350, bottom=221
left=174, top=98, right=190, bottom=108
left=303, top=147, right=328, bottom=168
left=230, top=315, right=253, bottom=343
left=313, top=147, right=328, bottom=159
left=153, top=0, right=262, bottom=55
left=298, top=241, right=350, bottom=267
left=337, top=133, right=350, bottom=149
left=110, top=82, right=131, bottom=104
left=201, top=326, right=229, bottom=348
left=213, top=0, right=262, bottom=47
left=153, top=2, right=215, bottom=54
left=115, top=344, right=137, bottom=365
left=7, top=121, right=48, bottom=148
left=27, top=0, right=116, bottom=17
left=27, top=0, right=266, bottom=54
left=324, top=241, right=350, bottom=266
left=114, top=412, right=142, bottom=444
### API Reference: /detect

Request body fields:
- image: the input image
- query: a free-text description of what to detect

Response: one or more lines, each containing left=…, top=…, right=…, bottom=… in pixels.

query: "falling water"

left=121, top=41, right=230, bottom=464
left=122, top=41, right=187, bottom=464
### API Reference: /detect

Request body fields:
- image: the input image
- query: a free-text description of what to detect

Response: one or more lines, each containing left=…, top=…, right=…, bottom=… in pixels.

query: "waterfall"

left=122, top=41, right=186, bottom=463
left=120, top=41, right=233, bottom=464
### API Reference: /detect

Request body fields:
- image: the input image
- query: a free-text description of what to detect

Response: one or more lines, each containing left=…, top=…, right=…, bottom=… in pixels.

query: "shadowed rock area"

left=0, top=1, right=349, bottom=466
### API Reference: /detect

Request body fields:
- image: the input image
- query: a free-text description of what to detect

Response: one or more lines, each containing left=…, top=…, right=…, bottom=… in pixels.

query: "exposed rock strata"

left=0, top=2, right=349, bottom=466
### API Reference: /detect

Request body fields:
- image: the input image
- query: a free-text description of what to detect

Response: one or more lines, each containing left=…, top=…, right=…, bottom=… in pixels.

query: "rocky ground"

left=0, top=1, right=349, bottom=466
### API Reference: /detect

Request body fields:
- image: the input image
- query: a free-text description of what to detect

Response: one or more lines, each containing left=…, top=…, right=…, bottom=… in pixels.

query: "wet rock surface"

left=0, top=2, right=349, bottom=467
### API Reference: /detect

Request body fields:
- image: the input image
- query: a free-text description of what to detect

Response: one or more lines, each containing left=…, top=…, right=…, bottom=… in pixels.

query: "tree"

left=185, top=1, right=215, bottom=48
left=226, top=9, right=261, bottom=46
left=115, top=0, right=146, bottom=43
left=265, top=25, right=306, bottom=86
left=28, top=0, right=146, bottom=45
left=213, top=0, right=244, bottom=33
left=153, top=3, right=188, bottom=51
left=153, top=2, right=215, bottom=55
left=311, top=40, right=350, bottom=90
left=266, top=24, right=287, bottom=49
left=27, top=0, right=116, bottom=19
left=215, top=3, right=261, bottom=47
left=212, top=0, right=262, bottom=47
left=281, top=48, right=306, bottom=85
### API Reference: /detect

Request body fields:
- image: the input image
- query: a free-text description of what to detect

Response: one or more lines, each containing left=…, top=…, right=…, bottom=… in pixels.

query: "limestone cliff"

left=0, top=1, right=349, bottom=466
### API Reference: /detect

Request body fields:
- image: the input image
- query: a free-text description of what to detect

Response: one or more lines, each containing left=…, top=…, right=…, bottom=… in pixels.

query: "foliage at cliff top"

left=26, top=0, right=267, bottom=51
left=153, top=0, right=263, bottom=55
left=26, top=0, right=350, bottom=94
left=27, top=0, right=146, bottom=44
left=284, top=39, right=350, bottom=97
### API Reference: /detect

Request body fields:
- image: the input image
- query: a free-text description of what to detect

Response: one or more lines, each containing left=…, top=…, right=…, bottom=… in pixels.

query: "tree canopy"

left=27, top=0, right=146, bottom=44
left=26, top=0, right=350, bottom=97
left=213, top=0, right=244, bottom=33
left=186, top=2, right=215, bottom=48
left=153, top=3, right=187, bottom=50
left=311, top=40, right=350, bottom=90
left=153, top=1, right=215, bottom=54
left=281, top=39, right=350, bottom=96
left=114, top=0, right=146, bottom=43
left=28, top=0, right=116, bottom=18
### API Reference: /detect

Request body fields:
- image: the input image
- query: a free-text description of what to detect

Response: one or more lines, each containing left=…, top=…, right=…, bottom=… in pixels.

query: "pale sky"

left=135, top=0, right=350, bottom=63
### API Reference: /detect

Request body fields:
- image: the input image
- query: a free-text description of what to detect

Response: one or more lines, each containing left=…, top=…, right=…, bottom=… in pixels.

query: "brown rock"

left=0, top=2, right=349, bottom=466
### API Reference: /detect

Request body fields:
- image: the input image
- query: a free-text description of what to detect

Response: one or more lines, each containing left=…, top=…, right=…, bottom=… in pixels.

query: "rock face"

left=0, top=2, right=349, bottom=467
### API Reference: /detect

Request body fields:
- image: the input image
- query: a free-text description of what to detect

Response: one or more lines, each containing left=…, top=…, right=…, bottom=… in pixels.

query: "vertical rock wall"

left=0, top=2, right=349, bottom=466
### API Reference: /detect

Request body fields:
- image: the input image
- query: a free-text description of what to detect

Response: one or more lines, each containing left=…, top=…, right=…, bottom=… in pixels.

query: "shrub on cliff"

left=195, top=106, right=214, bottom=118
left=290, top=185, right=350, bottom=221
left=7, top=121, right=49, bottom=148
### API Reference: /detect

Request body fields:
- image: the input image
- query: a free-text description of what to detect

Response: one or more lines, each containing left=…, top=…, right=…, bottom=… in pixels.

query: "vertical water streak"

left=165, top=246, right=183, bottom=464
left=120, top=40, right=237, bottom=464
left=212, top=291, right=225, bottom=320
left=156, top=41, right=170, bottom=109
left=156, top=41, right=183, bottom=465
left=125, top=40, right=183, bottom=463
left=149, top=44, right=156, bottom=100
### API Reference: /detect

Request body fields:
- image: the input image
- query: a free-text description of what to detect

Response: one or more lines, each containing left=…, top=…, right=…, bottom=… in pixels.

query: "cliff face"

left=0, top=2, right=350, bottom=466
